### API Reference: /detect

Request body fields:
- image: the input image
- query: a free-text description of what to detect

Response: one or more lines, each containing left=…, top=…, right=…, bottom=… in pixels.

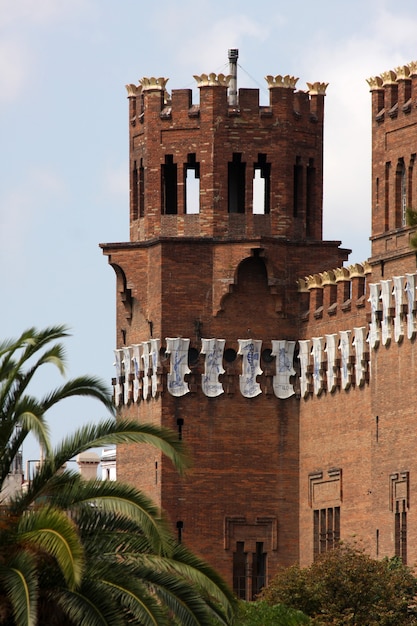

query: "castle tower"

left=101, top=52, right=348, bottom=595
left=368, top=62, right=417, bottom=278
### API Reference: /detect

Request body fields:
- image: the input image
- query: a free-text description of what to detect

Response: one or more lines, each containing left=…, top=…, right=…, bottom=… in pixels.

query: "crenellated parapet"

left=300, top=261, right=370, bottom=320
left=367, top=60, right=417, bottom=122
left=126, top=69, right=329, bottom=127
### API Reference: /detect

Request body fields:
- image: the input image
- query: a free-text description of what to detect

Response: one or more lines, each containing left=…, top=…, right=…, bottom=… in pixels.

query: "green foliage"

left=261, top=544, right=417, bottom=626
left=0, top=326, right=236, bottom=626
left=406, top=207, right=417, bottom=227
left=233, top=600, right=311, bottom=625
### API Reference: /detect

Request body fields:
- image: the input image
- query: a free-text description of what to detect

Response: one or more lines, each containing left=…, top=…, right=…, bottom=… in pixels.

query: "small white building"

left=101, top=447, right=116, bottom=481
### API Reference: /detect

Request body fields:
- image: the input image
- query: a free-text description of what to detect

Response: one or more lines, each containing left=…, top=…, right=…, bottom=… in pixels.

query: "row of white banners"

left=113, top=273, right=417, bottom=402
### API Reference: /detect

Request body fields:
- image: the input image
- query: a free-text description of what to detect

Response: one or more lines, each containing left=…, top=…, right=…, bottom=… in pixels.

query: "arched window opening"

left=228, top=153, right=245, bottom=213
left=161, top=154, right=177, bottom=214
left=139, top=158, right=144, bottom=217
left=252, top=154, right=270, bottom=214
left=185, top=153, right=200, bottom=214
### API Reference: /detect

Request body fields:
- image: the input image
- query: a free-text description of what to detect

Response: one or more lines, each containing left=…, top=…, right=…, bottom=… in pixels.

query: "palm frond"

left=53, top=418, right=190, bottom=475
left=0, top=552, right=38, bottom=626
left=17, top=506, right=84, bottom=589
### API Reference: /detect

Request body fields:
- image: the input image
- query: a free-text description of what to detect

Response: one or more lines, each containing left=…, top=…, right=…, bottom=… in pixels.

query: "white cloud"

left=0, top=0, right=97, bottom=104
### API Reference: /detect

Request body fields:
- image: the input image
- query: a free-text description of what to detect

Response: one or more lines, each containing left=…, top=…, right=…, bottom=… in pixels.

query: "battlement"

left=126, top=73, right=328, bottom=128
left=367, top=61, right=417, bottom=123
left=126, top=55, right=330, bottom=245
left=298, top=261, right=371, bottom=323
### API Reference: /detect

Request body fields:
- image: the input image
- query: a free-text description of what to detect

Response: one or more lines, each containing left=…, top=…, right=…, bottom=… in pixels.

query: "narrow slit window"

left=293, top=157, right=303, bottom=217
left=233, top=541, right=247, bottom=600
left=132, top=160, right=138, bottom=220
left=253, top=154, right=270, bottom=214
left=139, top=159, right=144, bottom=217
left=306, top=158, right=316, bottom=237
left=185, top=154, right=200, bottom=214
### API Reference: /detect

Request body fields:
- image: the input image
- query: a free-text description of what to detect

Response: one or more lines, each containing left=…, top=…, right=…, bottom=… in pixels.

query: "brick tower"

left=101, top=51, right=348, bottom=596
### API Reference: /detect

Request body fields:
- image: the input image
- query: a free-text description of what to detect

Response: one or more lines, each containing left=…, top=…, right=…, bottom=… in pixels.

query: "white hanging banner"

left=238, top=339, right=262, bottom=398
left=368, top=283, right=381, bottom=349
left=131, top=344, right=141, bottom=403
left=325, top=334, right=338, bottom=393
left=201, top=338, right=225, bottom=397
left=339, top=330, right=352, bottom=390
left=141, top=341, right=151, bottom=400
left=312, top=337, right=325, bottom=396
left=122, top=347, right=132, bottom=405
left=166, top=337, right=190, bottom=397
left=271, top=340, right=295, bottom=399
left=298, top=340, right=311, bottom=398
left=392, top=276, right=405, bottom=343
left=150, top=338, right=161, bottom=398
left=405, top=273, right=417, bottom=340
left=353, top=327, right=367, bottom=387
left=380, top=279, right=393, bottom=346
left=113, top=349, right=123, bottom=407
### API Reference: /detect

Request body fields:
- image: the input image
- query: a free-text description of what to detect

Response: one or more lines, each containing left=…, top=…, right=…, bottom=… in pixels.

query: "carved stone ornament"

left=312, top=337, right=325, bottom=396
left=353, top=327, right=367, bottom=387
left=264, top=75, right=298, bottom=90
left=150, top=338, right=161, bottom=398
left=368, top=283, right=381, bottom=349
left=366, top=76, right=383, bottom=91
left=132, top=344, right=141, bottom=403
left=125, top=84, right=142, bottom=98
left=193, top=73, right=231, bottom=87
left=306, top=82, right=328, bottom=96
left=405, top=273, right=417, bottom=340
left=339, top=330, right=352, bottom=391
left=140, top=77, right=169, bottom=91
left=380, top=280, right=393, bottom=346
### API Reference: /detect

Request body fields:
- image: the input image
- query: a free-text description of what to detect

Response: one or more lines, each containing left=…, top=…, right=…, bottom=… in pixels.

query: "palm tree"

left=0, top=326, right=235, bottom=626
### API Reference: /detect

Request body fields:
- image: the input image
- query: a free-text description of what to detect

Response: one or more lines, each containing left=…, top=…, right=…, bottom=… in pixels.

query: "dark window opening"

left=385, top=162, right=390, bottom=231
left=185, top=153, right=200, bottom=214
left=224, top=348, right=237, bottom=363
left=293, top=157, right=303, bottom=217
left=252, top=542, right=267, bottom=597
left=233, top=542, right=247, bottom=600
left=395, top=158, right=406, bottom=227
left=132, top=161, right=139, bottom=220
left=306, top=159, right=316, bottom=237
left=228, top=153, right=246, bottom=213
left=161, top=154, right=177, bottom=214
left=314, top=506, right=340, bottom=560
left=139, top=159, right=145, bottom=217
left=253, top=154, right=270, bottom=214
left=176, top=520, right=183, bottom=543
left=177, top=418, right=184, bottom=441
left=395, top=499, right=407, bottom=564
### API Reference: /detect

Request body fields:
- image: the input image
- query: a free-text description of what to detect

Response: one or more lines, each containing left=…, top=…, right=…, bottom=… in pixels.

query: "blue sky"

left=2, top=0, right=417, bottom=464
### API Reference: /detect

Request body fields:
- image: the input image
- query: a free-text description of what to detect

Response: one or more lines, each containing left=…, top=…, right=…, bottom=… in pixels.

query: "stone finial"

left=193, top=73, right=231, bottom=87
left=395, top=65, right=411, bottom=80
left=366, top=75, right=383, bottom=91
left=408, top=61, right=417, bottom=76
left=333, top=266, right=350, bottom=282
left=380, top=70, right=397, bottom=86
left=306, top=274, right=323, bottom=289
left=125, top=83, right=142, bottom=98
left=362, top=260, right=372, bottom=275
left=348, top=263, right=366, bottom=278
left=265, top=75, right=299, bottom=89
left=307, top=82, right=328, bottom=95
left=297, top=277, right=308, bottom=292
left=320, top=270, right=336, bottom=286
left=140, top=77, right=169, bottom=92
